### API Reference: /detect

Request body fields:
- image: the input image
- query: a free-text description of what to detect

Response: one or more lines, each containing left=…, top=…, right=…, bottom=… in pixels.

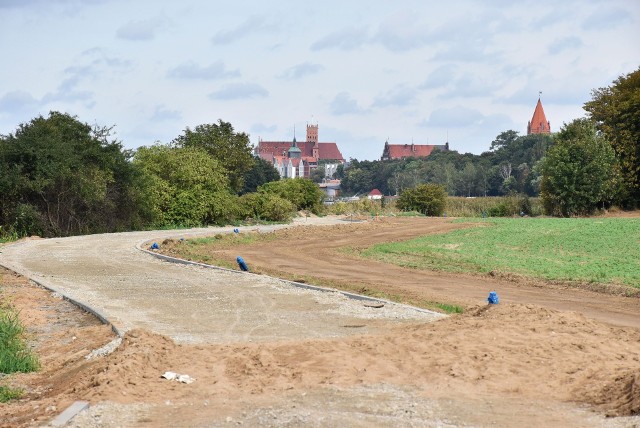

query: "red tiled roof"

left=369, top=189, right=382, bottom=196
left=318, top=143, right=344, bottom=161
left=256, top=140, right=344, bottom=162
left=258, top=152, right=274, bottom=162
left=382, top=143, right=444, bottom=160
left=528, top=98, right=550, bottom=134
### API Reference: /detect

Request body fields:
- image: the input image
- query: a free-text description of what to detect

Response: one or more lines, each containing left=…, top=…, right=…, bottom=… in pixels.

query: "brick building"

left=255, top=124, right=345, bottom=179
left=380, top=141, right=449, bottom=161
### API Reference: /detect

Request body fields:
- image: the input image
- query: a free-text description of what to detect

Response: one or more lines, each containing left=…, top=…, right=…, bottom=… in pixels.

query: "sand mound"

left=53, top=304, right=639, bottom=417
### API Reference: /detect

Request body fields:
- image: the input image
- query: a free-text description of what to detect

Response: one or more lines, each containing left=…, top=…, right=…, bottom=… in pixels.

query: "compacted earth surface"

left=0, top=215, right=639, bottom=427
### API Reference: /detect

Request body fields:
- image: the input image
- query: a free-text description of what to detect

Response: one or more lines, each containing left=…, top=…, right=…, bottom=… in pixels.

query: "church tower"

left=527, top=96, right=551, bottom=135
left=288, top=134, right=301, bottom=159
left=306, top=123, right=318, bottom=143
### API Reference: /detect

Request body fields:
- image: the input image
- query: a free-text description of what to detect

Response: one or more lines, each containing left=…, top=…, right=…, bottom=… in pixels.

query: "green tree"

left=134, top=145, right=233, bottom=227
left=396, top=184, right=447, bottom=216
left=584, top=67, right=640, bottom=207
left=310, top=165, right=326, bottom=183
left=0, top=112, right=146, bottom=237
left=541, top=119, right=618, bottom=216
left=172, top=120, right=255, bottom=193
left=240, top=157, right=280, bottom=195
left=259, top=178, right=324, bottom=214
left=490, top=130, right=519, bottom=152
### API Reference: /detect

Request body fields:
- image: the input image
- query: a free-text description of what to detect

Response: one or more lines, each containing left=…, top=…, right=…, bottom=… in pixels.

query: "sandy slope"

left=1, top=216, right=639, bottom=427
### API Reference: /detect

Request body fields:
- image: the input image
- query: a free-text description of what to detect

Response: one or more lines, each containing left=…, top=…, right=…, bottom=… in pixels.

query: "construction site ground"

left=0, top=215, right=639, bottom=427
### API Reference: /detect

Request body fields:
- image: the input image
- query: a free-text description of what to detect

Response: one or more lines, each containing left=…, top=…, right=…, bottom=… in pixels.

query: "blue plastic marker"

left=236, top=256, right=249, bottom=272
left=487, top=291, right=499, bottom=304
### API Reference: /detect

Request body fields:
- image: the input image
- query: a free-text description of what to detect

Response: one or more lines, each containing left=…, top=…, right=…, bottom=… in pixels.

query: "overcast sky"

left=1, top=0, right=638, bottom=160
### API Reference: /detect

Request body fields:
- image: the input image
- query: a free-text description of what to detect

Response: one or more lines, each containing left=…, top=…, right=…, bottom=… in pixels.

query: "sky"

left=1, top=0, right=639, bottom=161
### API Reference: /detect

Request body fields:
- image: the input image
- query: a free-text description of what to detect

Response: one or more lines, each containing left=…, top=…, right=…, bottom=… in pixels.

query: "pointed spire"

left=527, top=95, right=551, bottom=135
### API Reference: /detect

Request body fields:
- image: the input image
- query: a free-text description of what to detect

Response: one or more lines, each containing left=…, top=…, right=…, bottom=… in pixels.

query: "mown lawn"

left=360, top=218, right=640, bottom=287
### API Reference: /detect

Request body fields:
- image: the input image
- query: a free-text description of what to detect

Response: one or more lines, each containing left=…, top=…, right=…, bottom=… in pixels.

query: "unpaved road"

left=1, top=215, right=639, bottom=427
left=187, top=216, right=640, bottom=329
left=0, top=216, right=439, bottom=343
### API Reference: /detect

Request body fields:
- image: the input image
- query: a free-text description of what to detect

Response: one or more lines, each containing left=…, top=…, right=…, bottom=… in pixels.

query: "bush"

left=259, top=178, right=324, bottom=214
left=207, top=191, right=241, bottom=226
left=260, top=194, right=295, bottom=222
left=396, top=184, right=447, bottom=216
left=445, top=196, right=543, bottom=217
left=237, top=192, right=296, bottom=222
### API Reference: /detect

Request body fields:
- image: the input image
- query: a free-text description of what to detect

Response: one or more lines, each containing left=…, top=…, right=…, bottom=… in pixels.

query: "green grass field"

left=360, top=218, right=640, bottom=288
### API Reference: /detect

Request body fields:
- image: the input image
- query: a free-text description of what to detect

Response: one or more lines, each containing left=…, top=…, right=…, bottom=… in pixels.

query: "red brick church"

left=255, top=124, right=345, bottom=179
left=381, top=141, right=449, bottom=161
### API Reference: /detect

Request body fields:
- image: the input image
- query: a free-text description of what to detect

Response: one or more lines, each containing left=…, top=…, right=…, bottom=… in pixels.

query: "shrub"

left=0, top=385, right=23, bottom=402
left=396, top=184, right=447, bottom=216
left=260, top=194, right=295, bottom=222
left=259, top=178, right=324, bottom=214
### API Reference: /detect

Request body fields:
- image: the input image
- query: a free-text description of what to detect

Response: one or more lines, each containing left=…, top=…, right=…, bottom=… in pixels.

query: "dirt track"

left=175, top=216, right=640, bottom=329
left=1, top=215, right=640, bottom=427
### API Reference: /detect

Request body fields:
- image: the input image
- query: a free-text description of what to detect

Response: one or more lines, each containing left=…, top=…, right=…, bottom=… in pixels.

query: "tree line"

left=0, top=67, right=637, bottom=237
left=338, top=131, right=552, bottom=198
left=0, top=115, right=323, bottom=238
left=339, top=67, right=639, bottom=216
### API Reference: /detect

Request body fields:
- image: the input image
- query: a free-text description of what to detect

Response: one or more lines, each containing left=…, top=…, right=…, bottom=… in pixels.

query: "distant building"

left=368, top=189, right=383, bottom=200
left=319, top=179, right=341, bottom=199
left=255, top=124, right=345, bottom=179
left=381, top=141, right=449, bottom=161
left=527, top=97, right=551, bottom=135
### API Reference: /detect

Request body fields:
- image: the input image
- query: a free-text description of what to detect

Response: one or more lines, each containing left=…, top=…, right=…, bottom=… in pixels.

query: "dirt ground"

left=1, top=216, right=640, bottom=427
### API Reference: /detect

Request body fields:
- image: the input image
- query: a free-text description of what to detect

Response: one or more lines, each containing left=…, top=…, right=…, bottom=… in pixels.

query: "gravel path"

left=0, top=216, right=441, bottom=344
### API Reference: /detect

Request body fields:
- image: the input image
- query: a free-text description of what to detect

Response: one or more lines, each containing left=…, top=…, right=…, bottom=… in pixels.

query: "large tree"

left=240, top=157, right=280, bottom=194
left=0, top=112, right=146, bottom=237
left=172, top=120, right=255, bottom=194
left=540, top=118, right=618, bottom=216
left=584, top=67, right=640, bottom=207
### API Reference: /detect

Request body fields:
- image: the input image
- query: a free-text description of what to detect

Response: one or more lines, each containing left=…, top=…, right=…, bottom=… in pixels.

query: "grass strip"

left=0, top=303, right=40, bottom=374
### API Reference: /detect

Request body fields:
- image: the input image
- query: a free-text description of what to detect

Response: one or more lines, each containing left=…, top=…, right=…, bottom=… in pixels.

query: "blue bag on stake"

left=236, top=256, right=249, bottom=272
left=487, top=291, right=499, bottom=304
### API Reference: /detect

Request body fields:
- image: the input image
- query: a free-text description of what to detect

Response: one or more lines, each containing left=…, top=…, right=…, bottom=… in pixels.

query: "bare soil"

left=1, top=216, right=640, bottom=427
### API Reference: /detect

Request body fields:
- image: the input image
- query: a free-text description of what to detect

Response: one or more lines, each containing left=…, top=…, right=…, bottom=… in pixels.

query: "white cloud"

left=1, top=0, right=638, bottom=160
left=548, top=36, right=583, bottom=55
left=422, top=106, right=485, bottom=128
left=439, top=74, right=503, bottom=99
left=372, top=10, right=431, bottom=51
left=330, top=92, right=367, bottom=115
left=151, top=105, right=181, bottom=121
left=278, top=62, right=324, bottom=80
left=116, top=18, right=166, bottom=41
left=582, top=7, right=633, bottom=30
left=167, top=61, right=241, bottom=80
left=310, top=27, right=369, bottom=51
left=0, top=90, right=40, bottom=114
left=371, top=85, right=418, bottom=108
left=251, top=123, right=277, bottom=134
left=211, top=15, right=275, bottom=45
left=208, top=83, right=268, bottom=100
left=419, top=65, right=457, bottom=90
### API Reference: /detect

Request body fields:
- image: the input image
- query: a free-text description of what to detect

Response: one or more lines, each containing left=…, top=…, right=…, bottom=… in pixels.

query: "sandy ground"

left=0, top=215, right=639, bottom=427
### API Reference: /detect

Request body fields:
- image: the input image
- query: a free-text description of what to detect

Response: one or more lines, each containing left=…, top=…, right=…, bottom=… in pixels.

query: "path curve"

left=0, top=216, right=441, bottom=344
